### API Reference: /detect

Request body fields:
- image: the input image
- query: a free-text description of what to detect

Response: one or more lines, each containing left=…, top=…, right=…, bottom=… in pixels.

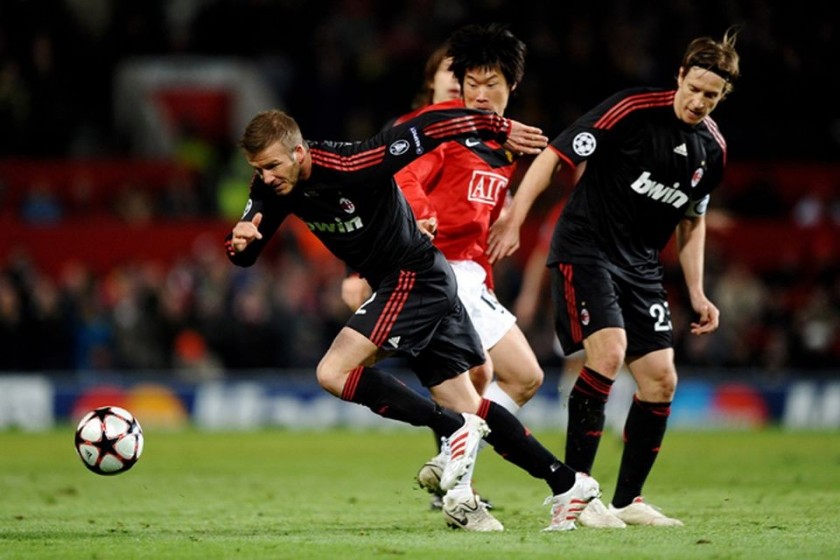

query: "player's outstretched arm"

left=487, top=148, right=560, bottom=263
left=229, top=212, right=263, bottom=254
left=676, top=215, right=720, bottom=335
left=503, top=119, right=548, bottom=156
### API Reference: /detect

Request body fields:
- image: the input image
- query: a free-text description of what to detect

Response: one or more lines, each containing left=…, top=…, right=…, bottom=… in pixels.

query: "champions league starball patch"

left=572, top=132, right=597, bottom=157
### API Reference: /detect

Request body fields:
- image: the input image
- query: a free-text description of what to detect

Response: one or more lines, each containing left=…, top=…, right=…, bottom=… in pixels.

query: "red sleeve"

left=394, top=146, right=446, bottom=220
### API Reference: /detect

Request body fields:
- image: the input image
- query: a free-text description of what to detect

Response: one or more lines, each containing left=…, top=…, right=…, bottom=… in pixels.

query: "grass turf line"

left=0, top=428, right=838, bottom=559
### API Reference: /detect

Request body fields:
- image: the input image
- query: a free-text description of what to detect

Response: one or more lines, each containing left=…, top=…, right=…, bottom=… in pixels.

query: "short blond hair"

left=240, top=110, right=303, bottom=156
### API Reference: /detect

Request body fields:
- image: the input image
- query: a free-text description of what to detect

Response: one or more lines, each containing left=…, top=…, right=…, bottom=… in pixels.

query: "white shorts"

left=449, top=260, right=517, bottom=350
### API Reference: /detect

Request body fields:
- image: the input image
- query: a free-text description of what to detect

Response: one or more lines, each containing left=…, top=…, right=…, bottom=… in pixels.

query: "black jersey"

left=227, top=109, right=511, bottom=287
left=548, top=87, right=727, bottom=282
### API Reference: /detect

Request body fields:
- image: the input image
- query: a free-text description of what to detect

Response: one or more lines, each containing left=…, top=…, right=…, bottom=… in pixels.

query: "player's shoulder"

left=391, top=99, right=466, bottom=127
left=592, top=87, right=674, bottom=130
left=308, top=139, right=372, bottom=166
left=308, top=139, right=359, bottom=151
left=603, top=86, right=672, bottom=106
left=307, top=138, right=380, bottom=181
left=698, top=115, right=727, bottom=152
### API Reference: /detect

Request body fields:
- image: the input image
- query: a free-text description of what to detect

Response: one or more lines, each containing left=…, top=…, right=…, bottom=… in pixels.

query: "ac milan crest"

left=339, top=197, right=356, bottom=214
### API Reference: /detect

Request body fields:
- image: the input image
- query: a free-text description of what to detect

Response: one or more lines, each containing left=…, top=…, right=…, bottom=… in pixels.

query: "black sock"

left=341, top=366, right=462, bottom=435
left=612, top=397, right=670, bottom=508
left=565, top=367, right=613, bottom=473
left=478, top=399, right=576, bottom=495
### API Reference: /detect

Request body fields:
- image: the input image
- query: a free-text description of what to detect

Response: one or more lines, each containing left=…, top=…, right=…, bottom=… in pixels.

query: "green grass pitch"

left=1, top=427, right=838, bottom=559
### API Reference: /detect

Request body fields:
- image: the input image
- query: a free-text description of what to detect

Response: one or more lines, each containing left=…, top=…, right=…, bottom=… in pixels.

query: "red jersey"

left=395, top=100, right=520, bottom=290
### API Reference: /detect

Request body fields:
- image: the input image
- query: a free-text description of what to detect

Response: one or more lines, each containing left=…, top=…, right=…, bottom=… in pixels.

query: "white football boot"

left=416, top=449, right=446, bottom=498
left=442, top=491, right=503, bottom=532
left=608, top=497, right=684, bottom=526
left=544, top=473, right=601, bottom=531
left=578, top=497, right=627, bottom=528
left=439, top=413, right=489, bottom=492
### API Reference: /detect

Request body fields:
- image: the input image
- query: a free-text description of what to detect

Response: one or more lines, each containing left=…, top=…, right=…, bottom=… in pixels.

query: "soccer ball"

left=74, top=406, right=144, bottom=475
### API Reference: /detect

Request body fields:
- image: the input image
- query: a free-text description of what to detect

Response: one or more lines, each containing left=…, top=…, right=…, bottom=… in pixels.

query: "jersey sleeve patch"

left=685, top=194, right=710, bottom=217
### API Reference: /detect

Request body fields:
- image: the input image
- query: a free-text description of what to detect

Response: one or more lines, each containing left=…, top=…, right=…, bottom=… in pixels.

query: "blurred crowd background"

left=0, top=0, right=838, bottom=380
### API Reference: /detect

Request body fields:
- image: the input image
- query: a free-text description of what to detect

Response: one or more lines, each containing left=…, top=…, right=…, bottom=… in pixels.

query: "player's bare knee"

left=315, top=360, right=347, bottom=396
left=638, top=368, right=678, bottom=402
left=516, top=366, right=544, bottom=401
left=584, top=329, right=627, bottom=376
left=314, top=365, right=334, bottom=392
left=530, top=366, right=545, bottom=395
left=588, top=350, right=624, bottom=378
left=660, top=371, right=678, bottom=400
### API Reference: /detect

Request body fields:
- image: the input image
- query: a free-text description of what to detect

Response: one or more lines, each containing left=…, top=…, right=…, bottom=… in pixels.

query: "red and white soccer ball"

left=74, top=406, right=144, bottom=475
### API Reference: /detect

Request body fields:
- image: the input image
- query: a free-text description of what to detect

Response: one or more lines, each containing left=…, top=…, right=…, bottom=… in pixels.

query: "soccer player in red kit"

left=226, top=106, right=601, bottom=532
left=393, top=24, right=545, bottom=530
left=488, top=29, right=741, bottom=527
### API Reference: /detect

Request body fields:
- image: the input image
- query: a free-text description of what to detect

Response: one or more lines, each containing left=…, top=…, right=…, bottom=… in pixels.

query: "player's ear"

left=292, top=144, right=306, bottom=165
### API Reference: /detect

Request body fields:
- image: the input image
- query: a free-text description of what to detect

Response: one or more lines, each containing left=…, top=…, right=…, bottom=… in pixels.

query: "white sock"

left=483, top=381, right=520, bottom=414
left=476, top=381, right=521, bottom=453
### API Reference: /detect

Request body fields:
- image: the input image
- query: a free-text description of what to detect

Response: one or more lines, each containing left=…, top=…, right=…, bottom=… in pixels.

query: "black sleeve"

left=225, top=175, right=289, bottom=267
left=309, top=108, right=511, bottom=186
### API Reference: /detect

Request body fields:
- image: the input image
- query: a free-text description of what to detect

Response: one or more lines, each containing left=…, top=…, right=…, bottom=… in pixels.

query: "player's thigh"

left=451, top=260, right=516, bottom=350
left=407, top=298, right=485, bottom=388
left=347, top=255, right=455, bottom=354
left=550, top=262, right=624, bottom=355
left=620, top=281, right=673, bottom=357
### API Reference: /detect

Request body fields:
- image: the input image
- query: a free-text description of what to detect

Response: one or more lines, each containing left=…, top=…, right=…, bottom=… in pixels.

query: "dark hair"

left=447, top=23, right=526, bottom=90
left=240, top=110, right=303, bottom=155
left=411, top=43, right=451, bottom=109
left=681, top=27, right=741, bottom=96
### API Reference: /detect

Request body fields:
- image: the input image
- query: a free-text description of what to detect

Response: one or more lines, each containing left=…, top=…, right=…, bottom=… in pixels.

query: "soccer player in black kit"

left=226, top=107, right=601, bottom=531
left=488, top=30, right=741, bottom=527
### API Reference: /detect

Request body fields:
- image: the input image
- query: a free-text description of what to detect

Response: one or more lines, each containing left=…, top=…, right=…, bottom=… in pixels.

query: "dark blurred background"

left=0, top=0, right=838, bottom=379
left=2, top=0, right=837, bottom=159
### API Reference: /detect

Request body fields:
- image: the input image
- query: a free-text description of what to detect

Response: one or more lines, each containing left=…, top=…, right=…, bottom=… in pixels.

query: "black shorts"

left=347, top=249, right=485, bottom=387
left=549, top=262, right=673, bottom=357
